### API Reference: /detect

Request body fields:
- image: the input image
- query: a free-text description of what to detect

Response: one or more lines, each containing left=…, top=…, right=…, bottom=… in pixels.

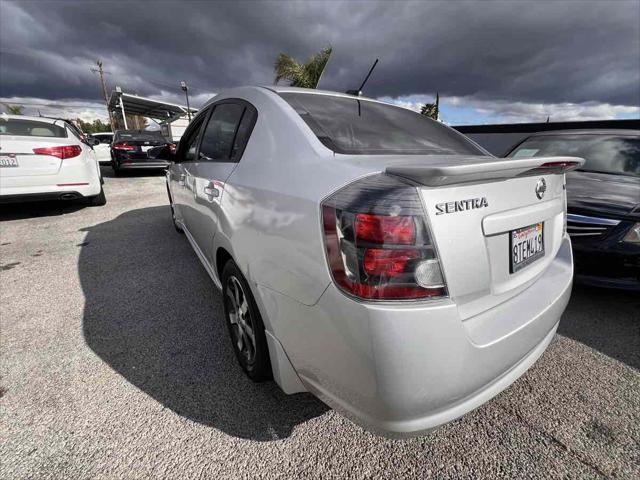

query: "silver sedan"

left=166, top=86, right=583, bottom=438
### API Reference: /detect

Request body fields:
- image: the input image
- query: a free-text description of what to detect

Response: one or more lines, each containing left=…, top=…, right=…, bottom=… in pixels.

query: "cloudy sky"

left=1, top=0, right=639, bottom=124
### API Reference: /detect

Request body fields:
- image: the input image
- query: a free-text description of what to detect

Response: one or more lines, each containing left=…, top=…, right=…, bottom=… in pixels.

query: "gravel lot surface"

left=1, top=169, right=639, bottom=479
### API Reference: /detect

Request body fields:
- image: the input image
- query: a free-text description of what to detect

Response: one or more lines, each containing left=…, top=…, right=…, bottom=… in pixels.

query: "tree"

left=3, top=103, right=24, bottom=115
left=274, top=47, right=332, bottom=89
left=420, top=93, right=439, bottom=120
left=76, top=118, right=112, bottom=134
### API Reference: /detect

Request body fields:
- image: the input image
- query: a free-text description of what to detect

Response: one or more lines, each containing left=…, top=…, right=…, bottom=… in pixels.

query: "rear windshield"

left=278, top=92, right=486, bottom=156
left=0, top=118, right=67, bottom=138
left=115, top=131, right=167, bottom=142
left=508, top=134, right=640, bottom=177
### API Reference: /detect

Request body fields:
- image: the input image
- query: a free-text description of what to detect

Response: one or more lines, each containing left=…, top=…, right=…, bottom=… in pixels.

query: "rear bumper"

left=0, top=190, right=84, bottom=204
left=572, top=241, right=640, bottom=290
left=0, top=179, right=101, bottom=200
left=260, top=235, right=574, bottom=438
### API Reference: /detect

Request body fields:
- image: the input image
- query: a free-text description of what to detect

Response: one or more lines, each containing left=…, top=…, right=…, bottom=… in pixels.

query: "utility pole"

left=180, top=81, right=192, bottom=122
left=91, top=60, right=114, bottom=130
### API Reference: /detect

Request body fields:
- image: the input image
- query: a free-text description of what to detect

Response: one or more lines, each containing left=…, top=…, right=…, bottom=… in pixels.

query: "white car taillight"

left=32, top=145, right=82, bottom=159
left=321, top=174, right=447, bottom=301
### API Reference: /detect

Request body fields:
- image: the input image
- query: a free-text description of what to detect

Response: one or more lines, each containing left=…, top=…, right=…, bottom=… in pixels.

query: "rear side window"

left=0, top=118, right=67, bottom=138
left=199, top=103, right=245, bottom=161
left=278, top=92, right=485, bottom=156
left=177, top=114, right=207, bottom=162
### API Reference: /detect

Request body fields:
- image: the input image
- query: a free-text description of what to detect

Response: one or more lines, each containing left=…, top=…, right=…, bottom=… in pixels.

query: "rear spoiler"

left=386, top=156, right=585, bottom=187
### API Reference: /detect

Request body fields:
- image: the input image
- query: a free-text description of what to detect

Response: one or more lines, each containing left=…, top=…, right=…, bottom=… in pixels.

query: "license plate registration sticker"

left=510, top=222, right=544, bottom=273
left=0, top=154, right=18, bottom=167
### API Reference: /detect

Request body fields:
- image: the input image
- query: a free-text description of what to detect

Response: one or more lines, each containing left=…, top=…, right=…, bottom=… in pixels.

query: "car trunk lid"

left=385, top=154, right=583, bottom=319
left=0, top=135, right=68, bottom=176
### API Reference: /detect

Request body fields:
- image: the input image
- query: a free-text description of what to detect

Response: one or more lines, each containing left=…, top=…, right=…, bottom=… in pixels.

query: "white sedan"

left=0, top=115, right=106, bottom=206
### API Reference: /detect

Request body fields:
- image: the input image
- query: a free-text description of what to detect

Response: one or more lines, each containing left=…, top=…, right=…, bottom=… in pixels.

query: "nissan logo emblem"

left=535, top=178, right=546, bottom=199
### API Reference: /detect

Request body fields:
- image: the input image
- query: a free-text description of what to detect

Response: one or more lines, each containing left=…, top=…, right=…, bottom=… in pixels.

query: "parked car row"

left=1, top=88, right=637, bottom=440
left=0, top=119, right=178, bottom=207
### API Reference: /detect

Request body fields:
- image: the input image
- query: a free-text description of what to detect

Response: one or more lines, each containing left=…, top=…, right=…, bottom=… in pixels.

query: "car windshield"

left=508, top=134, right=640, bottom=177
left=0, top=118, right=67, bottom=138
left=278, top=92, right=486, bottom=156
left=116, top=131, right=167, bottom=142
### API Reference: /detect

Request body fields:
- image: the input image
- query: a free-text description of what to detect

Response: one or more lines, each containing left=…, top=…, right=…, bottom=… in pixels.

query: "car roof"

left=0, top=114, right=63, bottom=124
left=525, top=129, right=640, bottom=137
left=199, top=85, right=400, bottom=112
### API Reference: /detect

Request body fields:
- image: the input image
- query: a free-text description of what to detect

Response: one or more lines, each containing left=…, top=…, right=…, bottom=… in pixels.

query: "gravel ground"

left=1, top=169, right=639, bottom=479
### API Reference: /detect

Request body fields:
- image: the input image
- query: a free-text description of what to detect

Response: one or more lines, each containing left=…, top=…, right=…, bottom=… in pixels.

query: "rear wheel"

left=221, top=260, right=272, bottom=381
left=87, top=186, right=107, bottom=206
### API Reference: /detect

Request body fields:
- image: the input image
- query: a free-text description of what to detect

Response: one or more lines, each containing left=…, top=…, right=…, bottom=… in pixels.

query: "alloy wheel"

left=225, top=275, right=256, bottom=364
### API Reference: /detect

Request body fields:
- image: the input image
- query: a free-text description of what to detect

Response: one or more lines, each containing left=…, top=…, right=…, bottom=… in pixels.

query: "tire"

left=87, top=186, right=107, bottom=207
left=221, top=260, right=272, bottom=381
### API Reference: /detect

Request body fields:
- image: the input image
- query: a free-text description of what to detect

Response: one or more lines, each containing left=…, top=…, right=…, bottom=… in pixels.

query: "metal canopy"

left=108, top=91, right=197, bottom=122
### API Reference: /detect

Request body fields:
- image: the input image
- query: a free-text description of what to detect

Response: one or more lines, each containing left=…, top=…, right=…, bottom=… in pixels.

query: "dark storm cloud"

left=1, top=0, right=638, bottom=107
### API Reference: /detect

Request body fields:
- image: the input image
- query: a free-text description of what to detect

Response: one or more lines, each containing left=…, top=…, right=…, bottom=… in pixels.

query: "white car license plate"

left=510, top=222, right=544, bottom=273
left=141, top=146, right=153, bottom=152
left=0, top=154, right=19, bottom=167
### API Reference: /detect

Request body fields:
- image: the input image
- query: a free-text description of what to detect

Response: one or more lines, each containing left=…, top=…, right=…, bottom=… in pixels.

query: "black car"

left=110, top=130, right=175, bottom=175
left=506, top=130, right=640, bottom=290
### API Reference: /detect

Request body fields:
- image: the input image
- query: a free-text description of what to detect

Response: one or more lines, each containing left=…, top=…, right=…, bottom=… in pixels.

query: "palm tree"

left=420, top=93, right=440, bottom=120
left=3, top=103, right=24, bottom=115
left=274, top=47, right=332, bottom=89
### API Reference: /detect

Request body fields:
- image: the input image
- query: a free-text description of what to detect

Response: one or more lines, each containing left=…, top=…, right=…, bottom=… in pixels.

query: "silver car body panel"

left=167, top=86, right=580, bottom=437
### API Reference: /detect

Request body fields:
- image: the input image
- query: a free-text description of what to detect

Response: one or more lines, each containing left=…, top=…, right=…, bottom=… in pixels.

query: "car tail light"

left=321, top=174, right=447, bottom=300
left=112, top=142, right=136, bottom=151
left=168, top=143, right=176, bottom=153
left=32, top=145, right=82, bottom=159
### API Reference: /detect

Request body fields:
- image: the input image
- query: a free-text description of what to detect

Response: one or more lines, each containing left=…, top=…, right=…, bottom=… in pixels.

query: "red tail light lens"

left=33, top=145, right=82, bottom=159
left=363, top=249, right=420, bottom=276
left=355, top=213, right=415, bottom=245
left=168, top=143, right=177, bottom=153
left=321, top=174, right=447, bottom=301
left=112, top=142, right=136, bottom=151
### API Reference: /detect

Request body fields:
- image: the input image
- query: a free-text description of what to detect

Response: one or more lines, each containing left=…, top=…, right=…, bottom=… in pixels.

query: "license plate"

left=0, top=154, right=19, bottom=167
left=141, top=146, right=153, bottom=152
left=510, top=222, right=544, bottom=273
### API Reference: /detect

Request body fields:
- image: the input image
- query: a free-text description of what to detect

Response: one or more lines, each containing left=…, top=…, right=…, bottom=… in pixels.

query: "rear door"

left=168, top=112, right=207, bottom=228
left=182, top=99, right=257, bottom=264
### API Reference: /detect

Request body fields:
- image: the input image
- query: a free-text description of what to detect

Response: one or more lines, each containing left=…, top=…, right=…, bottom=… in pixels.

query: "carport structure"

left=107, top=88, right=198, bottom=129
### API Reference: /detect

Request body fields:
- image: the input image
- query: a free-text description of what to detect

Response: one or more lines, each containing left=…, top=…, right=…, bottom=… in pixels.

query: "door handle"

left=204, top=181, right=220, bottom=199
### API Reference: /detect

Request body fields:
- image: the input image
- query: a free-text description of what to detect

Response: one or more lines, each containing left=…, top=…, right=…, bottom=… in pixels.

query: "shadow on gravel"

left=559, top=284, right=639, bottom=370
left=79, top=205, right=328, bottom=441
